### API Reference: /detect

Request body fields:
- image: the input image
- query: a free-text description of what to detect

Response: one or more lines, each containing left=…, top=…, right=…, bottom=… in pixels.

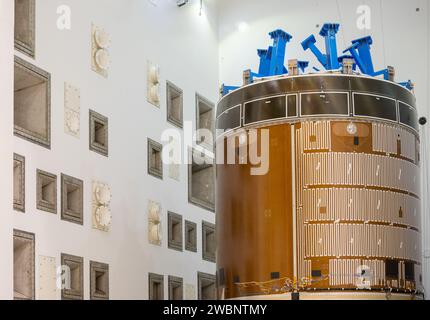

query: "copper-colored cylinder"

left=216, top=74, right=423, bottom=300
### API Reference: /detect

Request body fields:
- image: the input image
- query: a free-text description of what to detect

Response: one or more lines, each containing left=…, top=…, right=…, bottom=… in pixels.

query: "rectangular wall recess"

left=185, top=220, right=197, bottom=253
left=196, top=93, right=215, bottom=147
left=61, top=174, right=84, bottom=225
left=61, top=254, right=83, bottom=300
left=149, top=273, right=164, bottom=300
left=14, top=56, right=51, bottom=148
left=148, top=139, right=163, bottom=179
left=14, top=0, right=35, bottom=57
left=14, top=230, right=35, bottom=300
left=37, top=169, right=57, bottom=214
left=202, top=221, right=216, bottom=263
left=89, top=110, right=109, bottom=157
left=198, top=272, right=216, bottom=300
left=168, top=276, right=183, bottom=300
left=90, top=261, right=109, bottom=300
left=168, top=212, right=183, bottom=251
left=188, top=150, right=215, bottom=212
left=167, top=81, right=183, bottom=128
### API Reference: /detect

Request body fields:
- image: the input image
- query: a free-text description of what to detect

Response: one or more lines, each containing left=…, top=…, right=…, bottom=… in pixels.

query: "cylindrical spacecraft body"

left=216, top=74, right=423, bottom=300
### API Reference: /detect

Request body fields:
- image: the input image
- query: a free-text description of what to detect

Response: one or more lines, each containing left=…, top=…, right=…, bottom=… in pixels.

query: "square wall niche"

left=198, top=272, right=216, bottom=300
left=148, top=139, right=163, bottom=180
left=196, top=94, right=215, bottom=147
left=61, top=174, right=84, bottom=225
left=168, top=276, right=183, bottom=300
left=89, top=110, right=109, bottom=157
left=90, top=261, right=109, bottom=300
left=188, top=150, right=215, bottom=212
left=15, top=0, right=35, bottom=57
left=149, top=273, right=164, bottom=300
left=61, top=254, right=83, bottom=300
left=36, top=170, right=57, bottom=214
left=13, top=230, right=35, bottom=300
left=13, top=154, right=25, bottom=212
left=185, top=220, right=197, bottom=252
left=14, top=56, right=51, bottom=148
left=168, top=212, right=183, bottom=252
left=202, top=221, right=216, bottom=263
left=167, top=81, right=183, bottom=128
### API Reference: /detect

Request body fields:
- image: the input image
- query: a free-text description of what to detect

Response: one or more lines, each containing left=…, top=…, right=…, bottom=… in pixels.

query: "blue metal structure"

left=399, top=80, right=414, bottom=91
left=343, top=36, right=389, bottom=79
left=298, top=61, right=309, bottom=73
left=301, top=23, right=340, bottom=70
left=256, top=29, right=293, bottom=77
left=221, top=84, right=240, bottom=96
left=220, top=23, right=414, bottom=96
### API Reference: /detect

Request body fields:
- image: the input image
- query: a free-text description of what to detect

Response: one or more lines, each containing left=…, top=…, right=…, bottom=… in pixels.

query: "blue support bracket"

left=301, top=23, right=340, bottom=70
left=343, top=36, right=374, bottom=75
left=268, top=29, right=293, bottom=76
left=255, top=29, right=292, bottom=78
left=301, top=35, right=327, bottom=68
left=220, top=84, right=240, bottom=97
left=257, top=48, right=271, bottom=76
left=298, top=61, right=309, bottom=73
left=343, top=36, right=389, bottom=80
left=319, top=23, right=341, bottom=70
left=373, top=69, right=390, bottom=80
left=249, top=71, right=259, bottom=82
left=221, top=29, right=293, bottom=97
left=399, top=80, right=414, bottom=91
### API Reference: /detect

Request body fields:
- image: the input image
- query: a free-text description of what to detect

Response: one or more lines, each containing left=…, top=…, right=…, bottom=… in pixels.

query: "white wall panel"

left=4, top=0, right=219, bottom=300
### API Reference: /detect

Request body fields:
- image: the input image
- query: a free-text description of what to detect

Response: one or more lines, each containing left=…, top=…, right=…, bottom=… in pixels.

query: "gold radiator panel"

left=302, top=188, right=420, bottom=229
left=327, top=259, right=418, bottom=290
left=372, top=123, right=417, bottom=162
left=328, top=259, right=387, bottom=288
left=303, top=223, right=421, bottom=262
left=302, top=121, right=331, bottom=151
left=302, top=153, right=419, bottom=195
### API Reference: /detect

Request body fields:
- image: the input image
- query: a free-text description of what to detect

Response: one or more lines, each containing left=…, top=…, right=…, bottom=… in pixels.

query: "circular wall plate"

left=149, top=225, right=161, bottom=242
left=96, top=205, right=112, bottom=228
left=66, top=112, right=79, bottom=132
left=149, top=85, right=159, bottom=104
left=148, top=66, right=159, bottom=84
left=95, top=49, right=110, bottom=70
left=95, top=28, right=110, bottom=49
left=96, top=185, right=112, bottom=205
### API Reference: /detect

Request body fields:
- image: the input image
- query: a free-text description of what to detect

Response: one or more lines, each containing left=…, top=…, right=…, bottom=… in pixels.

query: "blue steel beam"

left=268, top=29, right=293, bottom=76
left=399, top=80, right=414, bottom=91
left=343, top=36, right=390, bottom=80
left=319, top=23, right=340, bottom=69
left=343, top=36, right=374, bottom=74
left=257, top=48, right=271, bottom=76
left=301, top=35, right=327, bottom=68
left=301, top=23, right=341, bottom=70
left=221, top=84, right=240, bottom=96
